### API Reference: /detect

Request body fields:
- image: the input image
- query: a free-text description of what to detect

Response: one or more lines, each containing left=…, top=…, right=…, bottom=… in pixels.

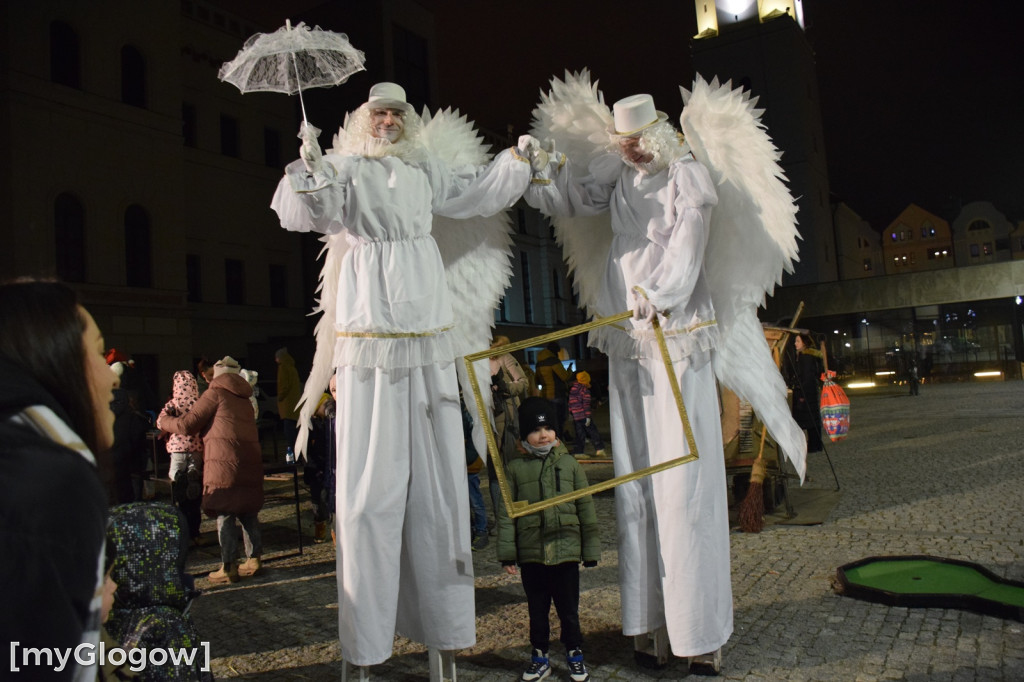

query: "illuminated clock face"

left=716, top=0, right=758, bottom=23
left=706, top=0, right=805, bottom=29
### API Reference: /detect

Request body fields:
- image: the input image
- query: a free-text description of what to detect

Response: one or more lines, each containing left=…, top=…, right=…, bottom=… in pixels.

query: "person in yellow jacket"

left=534, top=341, right=570, bottom=435
left=275, top=347, right=302, bottom=455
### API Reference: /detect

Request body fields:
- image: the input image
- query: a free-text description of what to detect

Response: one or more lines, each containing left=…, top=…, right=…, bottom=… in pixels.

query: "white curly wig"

left=609, top=120, right=688, bottom=174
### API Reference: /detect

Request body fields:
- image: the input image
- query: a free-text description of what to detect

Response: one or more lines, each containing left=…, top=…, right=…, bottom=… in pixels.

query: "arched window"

left=121, top=45, right=146, bottom=108
left=50, top=21, right=81, bottom=88
left=967, top=219, right=990, bottom=232
left=124, top=205, right=152, bottom=287
left=54, top=193, right=86, bottom=282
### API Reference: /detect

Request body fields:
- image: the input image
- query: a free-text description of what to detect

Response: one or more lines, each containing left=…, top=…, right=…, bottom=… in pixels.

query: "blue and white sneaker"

left=566, top=648, right=590, bottom=682
left=521, top=649, right=551, bottom=681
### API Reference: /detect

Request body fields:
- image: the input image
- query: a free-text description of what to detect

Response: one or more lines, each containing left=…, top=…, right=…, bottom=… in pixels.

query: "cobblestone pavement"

left=186, top=381, right=1024, bottom=680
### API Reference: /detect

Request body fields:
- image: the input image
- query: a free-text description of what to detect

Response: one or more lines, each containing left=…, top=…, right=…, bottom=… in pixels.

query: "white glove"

left=300, top=139, right=323, bottom=173
left=517, top=134, right=549, bottom=172
left=585, top=418, right=591, bottom=427
left=632, top=288, right=658, bottom=323
left=298, top=122, right=323, bottom=173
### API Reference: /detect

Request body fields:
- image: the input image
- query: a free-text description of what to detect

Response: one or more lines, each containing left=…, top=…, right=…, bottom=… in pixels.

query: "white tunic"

left=272, top=147, right=529, bottom=665
left=527, top=152, right=733, bottom=657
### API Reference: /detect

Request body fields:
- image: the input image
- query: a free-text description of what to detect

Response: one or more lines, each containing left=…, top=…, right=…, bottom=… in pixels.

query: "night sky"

left=418, top=1, right=1024, bottom=230
left=238, top=1, right=1022, bottom=231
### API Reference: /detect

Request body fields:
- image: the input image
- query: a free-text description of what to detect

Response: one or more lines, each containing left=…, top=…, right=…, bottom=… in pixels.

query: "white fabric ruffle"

left=590, top=319, right=719, bottom=362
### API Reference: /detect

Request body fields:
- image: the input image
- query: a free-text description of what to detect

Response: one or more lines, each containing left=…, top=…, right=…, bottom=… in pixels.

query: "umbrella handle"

left=285, top=20, right=308, bottom=124
left=290, top=52, right=308, bottom=124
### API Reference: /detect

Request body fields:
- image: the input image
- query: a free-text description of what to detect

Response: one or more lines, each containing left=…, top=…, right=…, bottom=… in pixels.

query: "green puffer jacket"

left=496, top=442, right=600, bottom=566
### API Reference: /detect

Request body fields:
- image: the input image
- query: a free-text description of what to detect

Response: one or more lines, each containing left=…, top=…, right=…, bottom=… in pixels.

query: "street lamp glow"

left=973, top=371, right=1002, bottom=378
left=847, top=381, right=876, bottom=388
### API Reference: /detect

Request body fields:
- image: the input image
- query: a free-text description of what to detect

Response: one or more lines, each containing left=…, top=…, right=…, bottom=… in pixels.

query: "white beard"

left=373, top=126, right=403, bottom=143
left=622, top=154, right=667, bottom=175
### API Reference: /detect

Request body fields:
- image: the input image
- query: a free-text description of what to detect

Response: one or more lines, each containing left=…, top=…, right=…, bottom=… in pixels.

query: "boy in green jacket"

left=497, top=397, right=600, bottom=682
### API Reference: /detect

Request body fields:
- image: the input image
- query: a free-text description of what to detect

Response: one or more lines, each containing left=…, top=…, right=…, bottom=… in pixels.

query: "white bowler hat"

left=610, top=94, right=668, bottom=136
left=366, top=82, right=410, bottom=111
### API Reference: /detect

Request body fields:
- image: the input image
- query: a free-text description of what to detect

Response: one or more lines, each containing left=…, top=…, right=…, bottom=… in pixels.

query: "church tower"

left=691, top=1, right=835, bottom=286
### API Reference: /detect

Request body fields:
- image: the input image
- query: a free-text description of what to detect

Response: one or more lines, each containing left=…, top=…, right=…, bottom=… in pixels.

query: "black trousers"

left=520, top=561, right=583, bottom=653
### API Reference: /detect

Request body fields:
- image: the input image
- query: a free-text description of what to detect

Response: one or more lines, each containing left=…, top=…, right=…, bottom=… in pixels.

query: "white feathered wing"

left=420, top=107, right=517, bottom=459
left=530, top=70, right=806, bottom=481
left=681, top=75, right=807, bottom=482
left=529, top=69, right=614, bottom=316
left=293, top=232, right=348, bottom=459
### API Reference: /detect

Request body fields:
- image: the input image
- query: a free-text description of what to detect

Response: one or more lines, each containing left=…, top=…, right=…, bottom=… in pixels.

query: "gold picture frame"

left=463, top=311, right=699, bottom=518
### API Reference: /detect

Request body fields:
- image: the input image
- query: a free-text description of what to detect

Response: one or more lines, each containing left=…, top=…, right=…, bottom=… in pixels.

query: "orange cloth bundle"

left=820, top=370, right=850, bottom=442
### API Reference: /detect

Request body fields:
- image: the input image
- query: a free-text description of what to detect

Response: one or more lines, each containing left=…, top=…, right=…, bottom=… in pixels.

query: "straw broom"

left=738, top=424, right=770, bottom=532
left=738, top=302, right=803, bottom=533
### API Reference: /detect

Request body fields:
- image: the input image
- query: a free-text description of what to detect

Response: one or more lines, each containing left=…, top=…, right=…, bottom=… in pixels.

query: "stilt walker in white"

left=272, top=82, right=533, bottom=679
left=523, top=71, right=808, bottom=675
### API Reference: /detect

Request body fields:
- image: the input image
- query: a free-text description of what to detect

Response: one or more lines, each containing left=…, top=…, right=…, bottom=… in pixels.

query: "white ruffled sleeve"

left=270, top=156, right=347, bottom=235
left=430, top=148, right=532, bottom=219
left=525, top=153, right=621, bottom=218
left=634, top=158, right=718, bottom=312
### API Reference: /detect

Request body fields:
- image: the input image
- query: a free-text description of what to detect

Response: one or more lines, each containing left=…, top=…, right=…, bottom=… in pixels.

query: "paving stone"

left=181, top=382, right=1024, bottom=680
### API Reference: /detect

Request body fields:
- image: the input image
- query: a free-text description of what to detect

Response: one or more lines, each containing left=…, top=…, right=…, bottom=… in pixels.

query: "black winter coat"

left=0, top=358, right=108, bottom=680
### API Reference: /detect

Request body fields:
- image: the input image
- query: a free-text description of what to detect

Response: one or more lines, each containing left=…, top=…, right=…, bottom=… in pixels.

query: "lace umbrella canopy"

left=218, top=19, right=366, bottom=125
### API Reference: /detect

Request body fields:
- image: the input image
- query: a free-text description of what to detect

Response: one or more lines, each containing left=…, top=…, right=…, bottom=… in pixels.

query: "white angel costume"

left=526, top=71, right=807, bottom=659
left=271, top=95, right=528, bottom=666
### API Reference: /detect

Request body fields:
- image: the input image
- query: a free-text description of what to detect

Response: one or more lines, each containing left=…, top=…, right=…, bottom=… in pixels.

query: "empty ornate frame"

left=463, top=311, right=699, bottom=518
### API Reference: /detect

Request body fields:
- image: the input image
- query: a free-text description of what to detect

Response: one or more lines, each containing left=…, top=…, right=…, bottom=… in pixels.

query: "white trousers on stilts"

left=608, top=350, right=733, bottom=657
left=334, top=362, right=475, bottom=666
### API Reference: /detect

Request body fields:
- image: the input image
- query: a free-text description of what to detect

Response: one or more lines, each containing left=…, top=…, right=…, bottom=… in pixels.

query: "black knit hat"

left=518, top=397, right=557, bottom=437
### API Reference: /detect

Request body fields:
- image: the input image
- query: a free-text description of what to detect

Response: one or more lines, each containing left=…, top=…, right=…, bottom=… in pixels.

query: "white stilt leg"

left=689, top=647, right=723, bottom=676
left=428, top=647, right=457, bottom=682
left=633, top=625, right=670, bottom=666
left=341, top=659, right=370, bottom=681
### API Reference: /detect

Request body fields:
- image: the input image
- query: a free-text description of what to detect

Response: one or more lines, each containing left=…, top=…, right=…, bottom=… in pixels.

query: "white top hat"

left=611, top=94, right=668, bottom=136
left=366, top=82, right=410, bottom=111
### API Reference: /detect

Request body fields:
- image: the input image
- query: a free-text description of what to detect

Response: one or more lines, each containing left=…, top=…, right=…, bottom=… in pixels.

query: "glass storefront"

left=796, top=297, right=1024, bottom=384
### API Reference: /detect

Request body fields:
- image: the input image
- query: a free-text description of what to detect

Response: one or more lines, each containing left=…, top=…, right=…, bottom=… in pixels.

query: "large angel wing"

left=531, top=69, right=613, bottom=169
left=293, top=232, right=349, bottom=458
left=529, top=69, right=615, bottom=317
left=681, top=75, right=807, bottom=481
left=420, top=108, right=516, bottom=457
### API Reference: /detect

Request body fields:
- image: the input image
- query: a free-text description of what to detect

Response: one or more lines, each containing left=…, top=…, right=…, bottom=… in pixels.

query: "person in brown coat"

left=157, top=355, right=264, bottom=584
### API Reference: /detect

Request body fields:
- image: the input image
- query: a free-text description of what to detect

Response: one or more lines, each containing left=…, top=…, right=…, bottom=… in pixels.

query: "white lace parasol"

left=218, top=19, right=365, bottom=124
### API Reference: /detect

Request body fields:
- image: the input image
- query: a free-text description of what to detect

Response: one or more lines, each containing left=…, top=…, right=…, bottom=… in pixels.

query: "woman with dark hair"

left=791, top=333, right=825, bottom=453
left=0, top=278, right=115, bottom=680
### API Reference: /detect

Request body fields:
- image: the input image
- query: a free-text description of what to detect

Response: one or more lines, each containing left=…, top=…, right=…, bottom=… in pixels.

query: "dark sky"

left=253, top=1, right=1022, bottom=230
left=415, top=1, right=1023, bottom=229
